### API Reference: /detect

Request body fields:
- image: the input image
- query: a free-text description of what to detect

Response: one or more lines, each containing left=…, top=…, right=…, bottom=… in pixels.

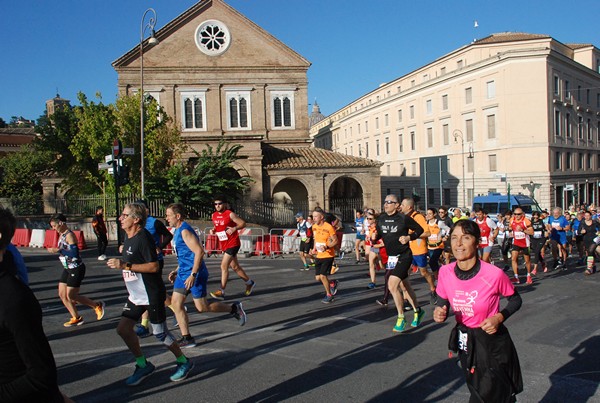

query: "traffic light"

left=117, top=165, right=130, bottom=186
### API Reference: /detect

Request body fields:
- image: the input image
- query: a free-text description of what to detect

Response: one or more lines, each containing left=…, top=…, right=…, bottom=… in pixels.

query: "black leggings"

left=530, top=239, right=545, bottom=265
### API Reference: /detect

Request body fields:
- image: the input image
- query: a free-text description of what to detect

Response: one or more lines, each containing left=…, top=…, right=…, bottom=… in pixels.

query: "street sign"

left=565, top=184, right=574, bottom=191
left=123, top=147, right=135, bottom=155
left=98, top=163, right=112, bottom=170
left=113, top=138, right=122, bottom=158
left=105, top=155, right=113, bottom=163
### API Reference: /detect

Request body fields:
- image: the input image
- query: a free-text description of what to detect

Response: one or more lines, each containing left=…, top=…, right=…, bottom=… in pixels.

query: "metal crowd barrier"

left=203, top=227, right=266, bottom=258
left=268, top=228, right=300, bottom=258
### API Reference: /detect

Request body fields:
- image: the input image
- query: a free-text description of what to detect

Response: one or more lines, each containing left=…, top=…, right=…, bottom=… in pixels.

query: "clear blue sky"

left=1, top=0, right=598, bottom=122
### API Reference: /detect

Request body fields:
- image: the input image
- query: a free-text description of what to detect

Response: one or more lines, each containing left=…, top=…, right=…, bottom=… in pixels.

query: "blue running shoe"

left=135, top=324, right=151, bottom=338
left=329, top=280, right=339, bottom=296
left=393, top=317, right=406, bottom=333
left=367, top=282, right=376, bottom=289
left=125, top=361, right=155, bottom=386
left=411, top=309, right=425, bottom=327
left=170, top=360, right=194, bottom=382
left=322, top=295, right=334, bottom=304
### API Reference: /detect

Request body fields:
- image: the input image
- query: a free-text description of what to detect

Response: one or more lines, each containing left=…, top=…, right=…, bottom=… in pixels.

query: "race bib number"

left=458, top=330, right=468, bottom=352
left=428, top=234, right=438, bottom=242
left=551, top=222, right=561, bottom=229
left=122, top=270, right=138, bottom=282
left=533, top=231, right=542, bottom=239
left=299, top=230, right=306, bottom=238
left=514, top=231, right=526, bottom=240
left=59, top=256, right=68, bottom=269
left=386, top=255, right=398, bottom=270
left=479, top=236, right=488, bottom=245
left=593, top=236, right=600, bottom=244
left=216, top=231, right=229, bottom=241
left=315, top=242, right=326, bottom=252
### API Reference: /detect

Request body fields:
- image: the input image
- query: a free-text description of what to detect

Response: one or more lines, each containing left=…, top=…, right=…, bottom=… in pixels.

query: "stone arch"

left=273, top=178, right=309, bottom=209
left=328, top=176, right=364, bottom=222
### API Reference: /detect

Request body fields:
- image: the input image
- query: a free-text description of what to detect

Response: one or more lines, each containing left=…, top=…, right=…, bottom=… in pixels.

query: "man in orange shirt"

left=310, top=208, right=338, bottom=303
left=510, top=207, right=535, bottom=284
left=400, top=198, right=437, bottom=305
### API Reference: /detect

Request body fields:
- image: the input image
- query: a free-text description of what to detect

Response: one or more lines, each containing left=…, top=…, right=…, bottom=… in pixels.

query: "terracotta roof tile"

left=263, top=146, right=382, bottom=169
left=566, top=43, right=594, bottom=50
left=474, top=32, right=550, bottom=45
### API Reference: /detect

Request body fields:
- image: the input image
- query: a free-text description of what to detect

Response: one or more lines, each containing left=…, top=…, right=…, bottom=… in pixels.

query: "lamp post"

left=140, top=8, right=159, bottom=198
left=467, top=142, right=474, bottom=205
left=453, top=129, right=466, bottom=207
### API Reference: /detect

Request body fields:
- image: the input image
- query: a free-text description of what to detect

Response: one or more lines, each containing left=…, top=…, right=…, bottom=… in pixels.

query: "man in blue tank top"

left=165, top=203, right=247, bottom=348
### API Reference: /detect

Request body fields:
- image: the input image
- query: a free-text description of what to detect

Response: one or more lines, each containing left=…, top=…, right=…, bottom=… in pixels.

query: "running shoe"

left=125, top=362, right=155, bottom=386
left=329, top=280, right=339, bottom=296
left=526, top=275, right=533, bottom=285
left=411, top=309, right=425, bottom=327
left=210, top=290, right=225, bottom=300
left=543, top=266, right=549, bottom=273
left=510, top=277, right=520, bottom=285
left=356, top=260, right=361, bottom=265
left=393, top=317, right=406, bottom=333
left=170, top=360, right=194, bottom=382
left=430, top=290, right=438, bottom=306
left=97, top=254, right=107, bottom=261
left=531, top=267, right=537, bottom=276
left=411, top=265, right=418, bottom=273
left=404, top=302, right=413, bottom=312
left=309, top=262, right=316, bottom=267
left=245, top=280, right=256, bottom=296
left=322, top=295, right=334, bottom=303
left=330, top=263, right=340, bottom=274
left=64, top=316, right=84, bottom=327
left=95, top=301, right=105, bottom=320
left=376, top=299, right=388, bottom=307
left=301, top=265, right=309, bottom=271
left=177, top=336, right=196, bottom=349
left=135, top=324, right=151, bottom=338
left=367, top=282, right=376, bottom=289
left=232, top=302, right=247, bottom=326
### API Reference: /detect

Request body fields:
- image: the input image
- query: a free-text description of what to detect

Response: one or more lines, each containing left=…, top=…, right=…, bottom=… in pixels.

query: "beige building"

left=311, top=33, right=600, bottom=210
left=112, top=0, right=380, bottom=219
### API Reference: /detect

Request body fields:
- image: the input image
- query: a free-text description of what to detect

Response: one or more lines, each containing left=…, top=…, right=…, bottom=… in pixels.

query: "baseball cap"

left=295, top=212, right=304, bottom=218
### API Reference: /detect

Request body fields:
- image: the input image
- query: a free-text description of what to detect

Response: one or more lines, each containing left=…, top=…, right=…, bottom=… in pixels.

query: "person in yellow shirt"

left=400, top=199, right=438, bottom=306
left=310, top=208, right=338, bottom=303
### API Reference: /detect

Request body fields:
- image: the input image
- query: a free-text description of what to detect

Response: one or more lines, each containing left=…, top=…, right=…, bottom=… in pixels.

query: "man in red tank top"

left=209, top=196, right=255, bottom=300
left=509, top=207, right=534, bottom=285
left=474, top=207, right=498, bottom=263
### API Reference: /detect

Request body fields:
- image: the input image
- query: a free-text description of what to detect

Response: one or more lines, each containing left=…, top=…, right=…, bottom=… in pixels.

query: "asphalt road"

left=17, top=245, right=600, bottom=403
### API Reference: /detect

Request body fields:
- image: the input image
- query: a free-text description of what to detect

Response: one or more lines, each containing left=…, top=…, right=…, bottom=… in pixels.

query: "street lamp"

left=467, top=142, right=474, bottom=203
left=140, top=8, right=159, bottom=198
left=453, top=129, right=466, bottom=207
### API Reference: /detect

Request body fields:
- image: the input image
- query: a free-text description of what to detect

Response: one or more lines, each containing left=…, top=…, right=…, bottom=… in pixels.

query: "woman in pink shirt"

left=433, top=219, right=523, bottom=403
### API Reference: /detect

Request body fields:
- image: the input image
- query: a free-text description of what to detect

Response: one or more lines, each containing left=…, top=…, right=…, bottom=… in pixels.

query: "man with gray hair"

left=107, top=203, right=193, bottom=386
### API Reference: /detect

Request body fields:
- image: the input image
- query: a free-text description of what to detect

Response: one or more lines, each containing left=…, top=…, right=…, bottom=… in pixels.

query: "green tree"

left=146, top=141, right=252, bottom=206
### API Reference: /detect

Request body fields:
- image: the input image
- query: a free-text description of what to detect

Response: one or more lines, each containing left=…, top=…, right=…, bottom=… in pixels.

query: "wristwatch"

left=125, top=262, right=133, bottom=270
left=191, top=272, right=198, bottom=278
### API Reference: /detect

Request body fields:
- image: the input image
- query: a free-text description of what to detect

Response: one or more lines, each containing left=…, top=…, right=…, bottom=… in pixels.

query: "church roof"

left=308, top=100, right=326, bottom=127
left=473, top=32, right=551, bottom=45
left=263, top=146, right=382, bottom=170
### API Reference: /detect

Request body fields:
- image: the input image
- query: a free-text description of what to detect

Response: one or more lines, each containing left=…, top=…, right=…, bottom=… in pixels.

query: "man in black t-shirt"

left=107, top=203, right=193, bottom=386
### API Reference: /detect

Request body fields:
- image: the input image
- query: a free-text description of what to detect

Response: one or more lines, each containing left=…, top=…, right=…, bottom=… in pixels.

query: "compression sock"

left=135, top=356, right=147, bottom=368
left=176, top=355, right=188, bottom=364
left=141, top=318, right=150, bottom=328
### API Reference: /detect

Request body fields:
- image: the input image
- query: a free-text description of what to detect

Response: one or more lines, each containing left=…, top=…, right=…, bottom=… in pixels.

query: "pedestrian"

left=310, top=208, right=338, bottom=303
left=366, top=211, right=384, bottom=289
left=433, top=219, right=523, bottom=403
left=509, top=208, right=534, bottom=284
left=295, top=212, right=314, bottom=271
left=92, top=206, right=108, bottom=261
left=373, top=195, right=425, bottom=332
left=530, top=211, right=547, bottom=274
left=473, top=207, right=498, bottom=263
left=106, top=203, right=193, bottom=385
left=209, top=196, right=256, bottom=300
left=0, top=208, right=70, bottom=402
left=547, top=207, right=570, bottom=269
left=353, top=209, right=366, bottom=264
left=578, top=210, right=600, bottom=275
left=437, top=206, right=454, bottom=264
left=425, top=207, right=449, bottom=282
left=165, top=203, right=246, bottom=348
left=48, top=214, right=105, bottom=327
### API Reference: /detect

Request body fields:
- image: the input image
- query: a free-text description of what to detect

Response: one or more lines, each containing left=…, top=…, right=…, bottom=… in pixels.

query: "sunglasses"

left=214, top=202, right=224, bottom=205
left=367, top=217, right=375, bottom=220
left=384, top=200, right=397, bottom=205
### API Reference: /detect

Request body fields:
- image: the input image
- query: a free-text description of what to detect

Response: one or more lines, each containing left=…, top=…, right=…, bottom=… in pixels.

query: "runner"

left=498, top=210, right=514, bottom=271
left=295, top=212, right=314, bottom=271
left=510, top=207, right=534, bottom=284
left=209, top=196, right=256, bottom=300
left=92, top=206, right=108, bottom=261
left=366, top=212, right=384, bottom=289
left=310, top=208, right=338, bottom=303
left=134, top=199, right=175, bottom=338
left=48, top=214, right=105, bottom=327
left=530, top=211, right=547, bottom=274
left=373, top=195, right=425, bottom=332
left=425, top=207, right=449, bottom=282
left=400, top=198, right=437, bottom=306
left=353, top=209, right=366, bottom=264
left=437, top=206, right=454, bottom=264
left=577, top=210, right=600, bottom=275
left=106, top=203, right=193, bottom=385
left=572, top=211, right=585, bottom=265
left=547, top=207, right=570, bottom=270
left=473, top=207, right=498, bottom=263
left=451, top=208, right=468, bottom=223
left=165, top=203, right=246, bottom=348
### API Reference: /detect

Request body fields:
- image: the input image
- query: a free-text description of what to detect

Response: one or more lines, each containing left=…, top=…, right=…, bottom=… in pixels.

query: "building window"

left=467, top=157, right=474, bottom=173
left=466, top=119, right=474, bottom=141
left=365, top=121, right=369, bottom=132
left=577, top=85, right=582, bottom=102
left=365, top=142, right=369, bottom=157
left=194, top=20, right=231, bottom=56
left=586, top=89, right=591, bottom=104
left=410, top=131, right=416, bottom=150
left=443, top=124, right=449, bottom=145
left=555, top=152, right=562, bottom=170
left=487, top=115, right=496, bottom=139
left=554, top=110, right=561, bottom=136
left=400, top=163, right=405, bottom=176
left=375, top=117, right=379, bottom=129
left=426, top=99, right=432, bottom=115
left=385, top=137, right=389, bottom=154
left=565, top=113, right=571, bottom=138
left=399, top=133, right=403, bottom=152
left=271, top=90, right=295, bottom=129
left=441, top=66, right=446, bottom=75
left=465, top=87, right=473, bottom=104
left=384, top=114, right=389, bottom=126
left=457, top=60, right=463, bottom=69
left=411, top=162, right=416, bottom=176
left=411, top=79, right=416, bottom=87
left=565, top=80, right=570, bottom=99
left=566, top=152, right=572, bottom=170
left=180, top=91, right=207, bottom=131
left=489, top=154, right=497, bottom=172
left=358, top=144, right=362, bottom=157
left=358, top=123, right=361, bottom=134
left=578, top=116, right=584, bottom=139
left=376, top=139, right=380, bottom=156
left=226, top=90, right=251, bottom=129
left=578, top=153, right=584, bottom=170
left=598, top=120, right=600, bottom=142
left=588, top=153, right=592, bottom=170
left=553, top=76, right=560, bottom=96
left=386, top=165, right=390, bottom=175
left=442, top=94, right=448, bottom=110
left=398, top=109, right=403, bottom=123
left=427, top=127, right=433, bottom=148
left=597, top=94, right=600, bottom=108
left=410, top=105, right=415, bottom=119
left=486, top=81, right=496, bottom=99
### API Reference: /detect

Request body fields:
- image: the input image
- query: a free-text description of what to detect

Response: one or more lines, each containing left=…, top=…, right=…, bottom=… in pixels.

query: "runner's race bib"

left=551, top=222, right=561, bottom=229
left=59, top=256, right=68, bottom=269
left=514, top=231, right=526, bottom=240
left=428, top=234, right=438, bottom=242
left=315, top=242, right=326, bottom=252
left=479, top=236, right=488, bottom=245
left=386, top=255, right=399, bottom=270
left=458, top=330, right=468, bottom=352
left=533, top=231, right=542, bottom=239
left=122, top=270, right=138, bottom=282
left=216, top=231, right=229, bottom=241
